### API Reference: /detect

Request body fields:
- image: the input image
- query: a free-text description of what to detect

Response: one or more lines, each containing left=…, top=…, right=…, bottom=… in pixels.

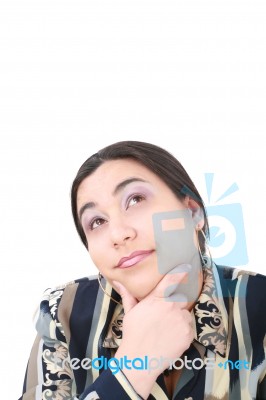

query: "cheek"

left=87, top=238, right=108, bottom=269
left=135, top=220, right=156, bottom=248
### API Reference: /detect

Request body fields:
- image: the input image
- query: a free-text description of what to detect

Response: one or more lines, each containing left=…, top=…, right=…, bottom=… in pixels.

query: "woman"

left=19, top=141, right=266, bottom=400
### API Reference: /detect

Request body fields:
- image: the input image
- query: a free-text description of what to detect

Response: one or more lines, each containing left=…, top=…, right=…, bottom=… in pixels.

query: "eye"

left=127, top=194, right=145, bottom=209
left=89, top=217, right=106, bottom=230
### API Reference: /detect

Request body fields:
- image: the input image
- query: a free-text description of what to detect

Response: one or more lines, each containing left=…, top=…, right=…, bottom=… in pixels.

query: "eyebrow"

left=78, top=177, right=149, bottom=220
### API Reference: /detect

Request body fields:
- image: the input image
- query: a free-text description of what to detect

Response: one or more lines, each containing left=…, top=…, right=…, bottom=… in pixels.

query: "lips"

left=116, top=250, right=154, bottom=269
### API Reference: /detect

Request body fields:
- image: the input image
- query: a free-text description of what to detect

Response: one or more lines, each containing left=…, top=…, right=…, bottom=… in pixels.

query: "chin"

left=127, top=280, right=160, bottom=301
left=115, top=262, right=163, bottom=300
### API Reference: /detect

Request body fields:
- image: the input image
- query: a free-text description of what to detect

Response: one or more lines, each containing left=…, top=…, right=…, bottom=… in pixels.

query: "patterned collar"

left=103, top=258, right=228, bottom=358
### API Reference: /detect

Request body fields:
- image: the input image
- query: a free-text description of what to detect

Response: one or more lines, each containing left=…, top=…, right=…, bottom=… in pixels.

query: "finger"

left=112, top=281, right=138, bottom=314
left=153, top=264, right=192, bottom=298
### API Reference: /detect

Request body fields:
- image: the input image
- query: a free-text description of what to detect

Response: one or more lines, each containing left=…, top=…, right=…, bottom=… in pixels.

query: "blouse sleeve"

left=19, top=289, right=144, bottom=400
left=256, top=367, right=266, bottom=399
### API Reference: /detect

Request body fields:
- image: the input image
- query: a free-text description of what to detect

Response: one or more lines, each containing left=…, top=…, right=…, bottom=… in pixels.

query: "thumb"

left=152, top=264, right=192, bottom=300
left=112, top=281, right=138, bottom=314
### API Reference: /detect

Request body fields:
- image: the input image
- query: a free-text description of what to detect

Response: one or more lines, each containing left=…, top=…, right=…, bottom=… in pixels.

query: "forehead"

left=76, top=159, right=161, bottom=204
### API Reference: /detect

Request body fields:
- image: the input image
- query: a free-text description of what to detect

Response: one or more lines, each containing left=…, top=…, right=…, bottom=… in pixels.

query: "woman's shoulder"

left=36, top=275, right=103, bottom=343
left=214, top=263, right=266, bottom=309
left=43, top=274, right=98, bottom=294
left=38, top=275, right=100, bottom=321
left=215, top=263, right=266, bottom=285
left=40, top=274, right=99, bottom=305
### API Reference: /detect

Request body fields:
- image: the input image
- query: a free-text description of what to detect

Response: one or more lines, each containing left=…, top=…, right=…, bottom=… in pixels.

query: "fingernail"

left=164, top=283, right=179, bottom=297
left=166, top=293, right=188, bottom=303
left=169, top=264, right=192, bottom=274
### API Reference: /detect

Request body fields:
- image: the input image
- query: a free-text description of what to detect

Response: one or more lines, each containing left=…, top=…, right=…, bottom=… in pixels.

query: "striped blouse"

left=19, top=259, right=266, bottom=400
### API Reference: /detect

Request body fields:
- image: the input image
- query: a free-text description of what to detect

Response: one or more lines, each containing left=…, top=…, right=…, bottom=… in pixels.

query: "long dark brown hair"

left=71, top=140, right=209, bottom=252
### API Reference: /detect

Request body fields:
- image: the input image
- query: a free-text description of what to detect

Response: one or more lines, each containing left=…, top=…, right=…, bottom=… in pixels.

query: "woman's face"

left=77, top=159, right=202, bottom=300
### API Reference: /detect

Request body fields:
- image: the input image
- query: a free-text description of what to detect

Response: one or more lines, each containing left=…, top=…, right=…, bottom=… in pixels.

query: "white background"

left=0, top=1, right=265, bottom=398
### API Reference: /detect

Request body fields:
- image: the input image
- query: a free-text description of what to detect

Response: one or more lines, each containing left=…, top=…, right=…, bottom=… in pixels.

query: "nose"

left=109, top=216, right=137, bottom=247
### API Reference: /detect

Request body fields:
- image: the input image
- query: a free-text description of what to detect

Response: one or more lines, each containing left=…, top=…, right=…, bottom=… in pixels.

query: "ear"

left=184, top=196, right=205, bottom=230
